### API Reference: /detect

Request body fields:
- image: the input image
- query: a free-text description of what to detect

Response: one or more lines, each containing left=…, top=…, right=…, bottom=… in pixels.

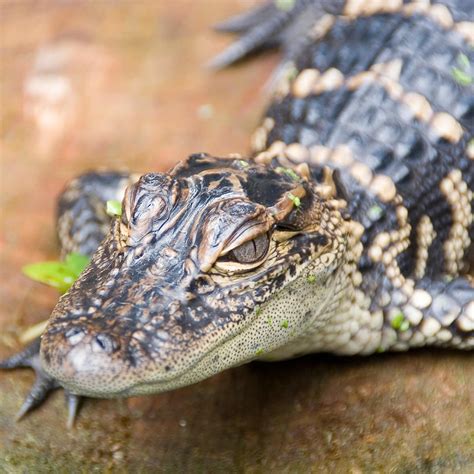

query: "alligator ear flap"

left=313, top=166, right=351, bottom=203
left=312, top=166, right=351, bottom=217
left=267, top=183, right=307, bottom=221
left=269, top=180, right=324, bottom=232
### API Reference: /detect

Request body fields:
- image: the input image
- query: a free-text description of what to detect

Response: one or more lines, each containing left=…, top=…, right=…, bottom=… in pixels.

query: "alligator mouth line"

left=116, top=308, right=264, bottom=397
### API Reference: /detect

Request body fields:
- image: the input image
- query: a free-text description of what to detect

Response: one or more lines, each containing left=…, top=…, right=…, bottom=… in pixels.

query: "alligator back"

left=252, top=3, right=473, bottom=277
left=217, top=0, right=474, bottom=352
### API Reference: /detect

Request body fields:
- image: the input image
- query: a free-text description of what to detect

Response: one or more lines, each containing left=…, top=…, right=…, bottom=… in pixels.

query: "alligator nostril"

left=65, top=327, right=86, bottom=345
left=93, top=333, right=119, bottom=354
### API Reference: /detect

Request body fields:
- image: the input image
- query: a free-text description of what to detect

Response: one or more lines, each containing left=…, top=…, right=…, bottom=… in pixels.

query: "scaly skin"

left=1, top=0, right=473, bottom=424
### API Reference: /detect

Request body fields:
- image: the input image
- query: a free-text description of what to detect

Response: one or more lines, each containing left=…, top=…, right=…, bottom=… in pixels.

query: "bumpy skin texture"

left=1, top=0, right=473, bottom=420
left=254, top=2, right=474, bottom=354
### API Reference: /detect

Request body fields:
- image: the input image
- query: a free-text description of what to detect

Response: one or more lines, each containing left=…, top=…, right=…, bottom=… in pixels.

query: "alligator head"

left=40, top=153, right=350, bottom=397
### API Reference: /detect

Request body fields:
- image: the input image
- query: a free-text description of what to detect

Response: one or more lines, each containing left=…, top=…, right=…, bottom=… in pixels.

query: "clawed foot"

left=0, top=337, right=83, bottom=428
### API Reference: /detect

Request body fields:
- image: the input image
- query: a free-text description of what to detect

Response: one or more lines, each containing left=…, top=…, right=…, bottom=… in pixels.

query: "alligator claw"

left=0, top=337, right=83, bottom=427
left=210, top=0, right=347, bottom=92
left=14, top=371, right=59, bottom=421
left=213, top=3, right=275, bottom=34
left=0, top=337, right=42, bottom=370
left=65, top=391, right=82, bottom=429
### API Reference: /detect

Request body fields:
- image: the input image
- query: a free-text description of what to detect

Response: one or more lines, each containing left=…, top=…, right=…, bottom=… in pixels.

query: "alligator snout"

left=40, top=324, right=128, bottom=397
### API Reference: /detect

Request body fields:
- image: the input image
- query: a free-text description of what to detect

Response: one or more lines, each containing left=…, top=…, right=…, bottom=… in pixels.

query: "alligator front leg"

left=0, top=337, right=82, bottom=428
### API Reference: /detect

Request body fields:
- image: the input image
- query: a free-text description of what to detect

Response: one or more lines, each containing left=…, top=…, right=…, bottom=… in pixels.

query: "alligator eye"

left=230, top=234, right=269, bottom=264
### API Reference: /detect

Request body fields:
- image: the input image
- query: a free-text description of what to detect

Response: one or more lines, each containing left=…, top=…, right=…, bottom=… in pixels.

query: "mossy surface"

left=1, top=352, right=474, bottom=472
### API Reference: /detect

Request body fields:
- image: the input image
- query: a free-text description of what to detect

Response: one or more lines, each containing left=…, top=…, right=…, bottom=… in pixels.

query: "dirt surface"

left=0, top=1, right=473, bottom=473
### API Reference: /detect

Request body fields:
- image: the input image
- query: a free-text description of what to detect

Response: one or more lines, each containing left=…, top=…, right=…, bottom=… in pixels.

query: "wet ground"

left=0, top=1, right=473, bottom=472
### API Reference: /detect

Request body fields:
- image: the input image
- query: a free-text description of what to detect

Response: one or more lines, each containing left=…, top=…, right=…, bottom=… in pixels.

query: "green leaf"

left=285, top=64, right=298, bottom=81
left=280, top=320, right=289, bottom=329
left=23, top=262, right=76, bottom=294
left=106, top=199, right=122, bottom=217
left=307, top=274, right=316, bottom=284
left=22, top=253, right=90, bottom=294
left=65, top=252, right=90, bottom=276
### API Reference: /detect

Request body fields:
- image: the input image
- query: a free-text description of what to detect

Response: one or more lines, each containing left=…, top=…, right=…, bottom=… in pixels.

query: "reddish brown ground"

left=0, top=1, right=473, bottom=472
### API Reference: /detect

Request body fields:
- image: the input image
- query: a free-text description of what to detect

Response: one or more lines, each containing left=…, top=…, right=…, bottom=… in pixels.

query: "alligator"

left=1, top=0, right=473, bottom=427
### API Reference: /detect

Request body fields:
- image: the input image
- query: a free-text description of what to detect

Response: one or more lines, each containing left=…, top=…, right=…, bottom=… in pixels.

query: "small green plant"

left=106, top=199, right=122, bottom=217
left=22, top=252, right=90, bottom=294
left=276, top=167, right=300, bottom=182
left=368, top=205, right=383, bottom=220
left=468, top=138, right=474, bottom=151
left=452, top=53, right=472, bottom=86
left=391, top=312, right=410, bottom=332
left=287, top=192, right=301, bottom=207
left=286, top=64, right=298, bottom=81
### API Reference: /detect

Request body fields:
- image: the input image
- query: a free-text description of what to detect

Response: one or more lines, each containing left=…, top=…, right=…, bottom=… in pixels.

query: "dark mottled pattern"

left=292, top=12, right=473, bottom=129
left=265, top=10, right=474, bottom=282
left=173, top=153, right=299, bottom=209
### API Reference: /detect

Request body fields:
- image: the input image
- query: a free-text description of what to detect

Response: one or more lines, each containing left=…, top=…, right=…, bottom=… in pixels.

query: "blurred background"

left=1, top=1, right=473, bottom=472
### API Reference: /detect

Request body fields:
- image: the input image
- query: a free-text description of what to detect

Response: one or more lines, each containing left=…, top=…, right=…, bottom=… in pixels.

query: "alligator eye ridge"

left=93, top=333, right=119, bottom=354
left=65, top=327, right=86, bottom=345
